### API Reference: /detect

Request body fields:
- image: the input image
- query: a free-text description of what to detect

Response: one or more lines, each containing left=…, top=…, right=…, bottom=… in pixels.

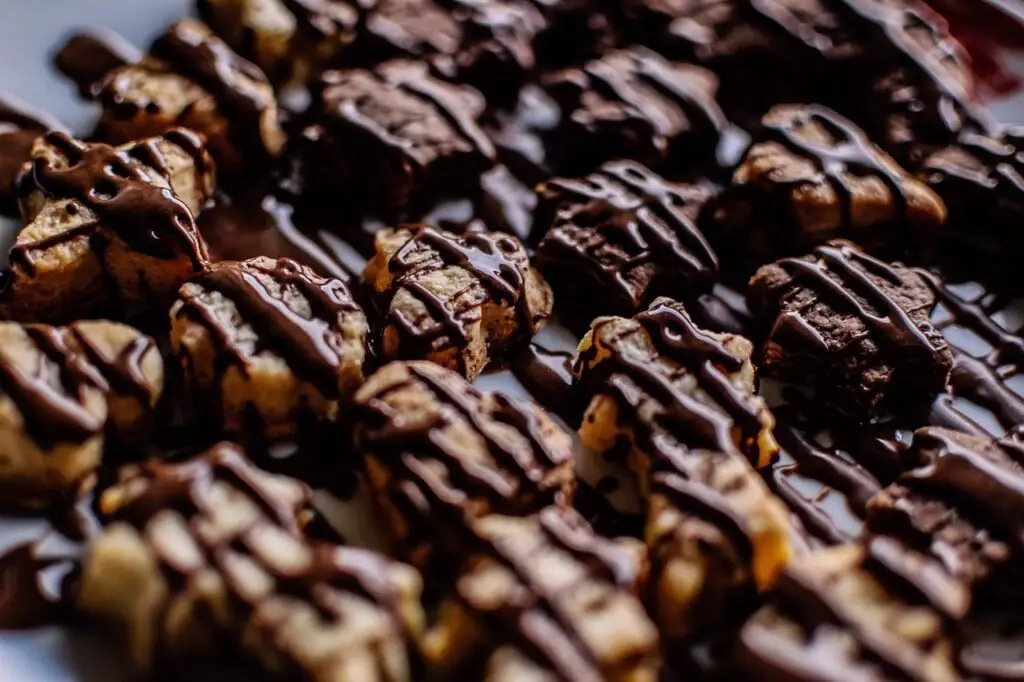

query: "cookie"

left=57, top=19, right=285, bottom=174
left=711, top=104, right=947, bottom=268
left=0, top=95, right=62, bottom=215
left=866, top=427, right=1024, bottom=606
left=6, top=129, right=213, bottom=322
left=735, top=541, right=966, bottom=682
left=0, top=320, right=161, bottom=508
left=364, top=224, right=552, bottom=380
left=302, top=60, right=494, bottom=214
left=747, top=240, right=954, bottom=417
left=76, top=442, right=425, bottom=680
left=534, top=160, right=717, bottom=322
left=352, top=360, right=574, bottom=560
left=421, top=507, right=660, bottom=682
left=575, top=298, right=778, bottom=469
left=543, top=47, right=726, bottom=174
left=170, top=256, right=367, bottom=438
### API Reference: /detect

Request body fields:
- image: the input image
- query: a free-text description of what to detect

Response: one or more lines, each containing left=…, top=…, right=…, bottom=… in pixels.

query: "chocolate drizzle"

left=53, top=30, right=142, bottom=98
left=581, top=300, right=767, bottom=464
left=386, top=225, right=533, bottom=353
left=104, top=443, right=408, bottom=635
left=536, top=161, right=717, bottom=316
left=0, top=540, right=71, bottom=630
left=763, top=105, right=910, bottom=229
left=0, top=326, right=103, bottom=447
left=773, top=243, right=937, bottom=354
left=176, top=258, right=360, bottom=399
left=21, top=131, right=207, bottom=270
left=461, top=507, right=650, bottom=681
left=66, top=323, right=155, bottom=402
left=356, top=362, right=569, bottom=517
left=150, top=21, right=275, bottom=161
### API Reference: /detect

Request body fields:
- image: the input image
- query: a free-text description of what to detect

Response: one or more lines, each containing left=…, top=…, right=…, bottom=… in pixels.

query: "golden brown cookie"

left=170, top=256, right=367, bottom=438
left=352, top=360, right=574, bottom=562
left=6, top=129, right=213, bottom=322
left=0, top=319, right=161, bottom=508
left=365, top=224, right=552, bottom=380
left=422, top=507, right=659, bottom=682
left=735, top=541, right=967, bottom=682
left=58, top=18, right=285, bottom=174
left=712, top=104, right=947, bottom=268
left=76, top=442, right=424, bottom=680
left=574, top=298, right=788, bottom=637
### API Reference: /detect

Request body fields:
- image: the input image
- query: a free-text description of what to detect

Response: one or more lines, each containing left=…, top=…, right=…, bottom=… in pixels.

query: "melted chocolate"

left=21, top=131, right=207, bottom=270
left=177, top=258, right=360, bottom=400
left=66, top=324, right=155, bottom=402
left=510, top=342, right=576, bottom=420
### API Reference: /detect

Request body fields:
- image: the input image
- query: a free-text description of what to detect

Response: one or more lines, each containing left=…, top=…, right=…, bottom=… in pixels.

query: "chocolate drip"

left=26, top=131, right=207, bottom=269
left=763, top=105, right=909, bottom=230
left=178, top=259, right=358, bottom=399
left=150, top=22, right=274, bottom=160
left=388, top=69, right=496, bottom=161
left=538, top=163, right=717, bottom=312
left=0, top=326, right=103, bottom=447
left=863, top=535, right=968, bottom=621
left=768, top=555, right=940, bottom=681
left=510, top=343, right=575, bottom=420
left=777, top=243, right=936, bottom=353
left=52, top=31, right=142, bottom=98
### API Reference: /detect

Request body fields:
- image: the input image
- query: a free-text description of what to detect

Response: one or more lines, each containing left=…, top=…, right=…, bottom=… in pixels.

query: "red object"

left=926, top=0, right=1024, bottom=97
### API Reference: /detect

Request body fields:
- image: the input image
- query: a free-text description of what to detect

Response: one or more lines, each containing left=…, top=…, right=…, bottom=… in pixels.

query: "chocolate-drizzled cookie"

left=711, top=104, right=947, bottom=269
left=352, top=361, right=574, bottom=560
left=55, top=19, right=285, bottom=174
left=302, top=60, right=495, bottom=214
left=867, top=427, right=1024, bottom=605
left=76, top=443, right=424, bottom=679
left=421, top=507, right=659, bottom=682
left=365, top=224, right=552, bottom=380
left=170, top=256, right=367, bottom=438
left=534, top=160, right=717, bottom=323
left=734, top=542, right=967, bottom=682
left=0, top=320, right=161, bottom=508
left=543, top=47, right=726, bottom=175
left=574, top=299, right=788, bottom=636
left=575, top=298, right=778, bottom=469
left=0, top=95, right=62, bottom=215
left=6, top=129, right=213, bottom=322
left=747, top=240, right=954, bottom=417
left=917, top=127, right=1024, bottom=254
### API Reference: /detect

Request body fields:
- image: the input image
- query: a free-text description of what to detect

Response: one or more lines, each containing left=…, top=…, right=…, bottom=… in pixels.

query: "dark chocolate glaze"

left=66, top=323, right=155, bottom=402
left=19, top=131, right=208, bottom=270
left=150, top=21, right=275, bottom=161
left=762, top=105, right=909, bottom=230
left=510, top=342, right=576, bottom=421
left=460, top=506, right=647, bottom=681
left=176, top=258, right=361, bottom=400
